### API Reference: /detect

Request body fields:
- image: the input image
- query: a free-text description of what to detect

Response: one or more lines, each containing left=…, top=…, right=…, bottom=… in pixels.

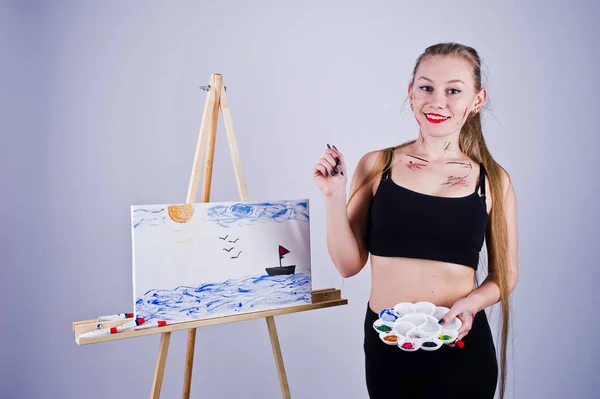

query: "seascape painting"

left=130, top=199, right=312, bottom=324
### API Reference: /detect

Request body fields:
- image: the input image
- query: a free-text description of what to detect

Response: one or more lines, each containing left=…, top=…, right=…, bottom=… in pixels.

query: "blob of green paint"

left=439, top=335, right=453, bottom=341
left=375, top=324, right=392, bottom=333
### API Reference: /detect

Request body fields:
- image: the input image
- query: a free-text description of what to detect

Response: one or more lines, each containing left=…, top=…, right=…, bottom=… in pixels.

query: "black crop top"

left=367, top=158, right=488, bottom=270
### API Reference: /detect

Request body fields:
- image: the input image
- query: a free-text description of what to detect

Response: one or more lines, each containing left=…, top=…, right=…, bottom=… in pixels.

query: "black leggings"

left=364, top=302, right=498, bottom=399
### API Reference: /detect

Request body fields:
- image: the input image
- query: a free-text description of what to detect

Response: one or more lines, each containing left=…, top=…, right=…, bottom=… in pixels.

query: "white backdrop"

left=2, top=1, right=599, bottom=398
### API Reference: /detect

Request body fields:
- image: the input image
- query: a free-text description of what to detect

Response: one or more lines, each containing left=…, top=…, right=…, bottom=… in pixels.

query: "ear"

left=407, top=83, right=413, bottom=100
left=474, top=87, right=487, bottom=109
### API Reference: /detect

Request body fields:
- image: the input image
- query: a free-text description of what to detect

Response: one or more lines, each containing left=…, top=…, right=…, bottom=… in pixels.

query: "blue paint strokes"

left=202, top=200, right=309, bottom=228
left=135, top=269, right=311, bottom=322
left=132, top=208, right=166, bottom=229
left=379, top=308, right=400, bottom=322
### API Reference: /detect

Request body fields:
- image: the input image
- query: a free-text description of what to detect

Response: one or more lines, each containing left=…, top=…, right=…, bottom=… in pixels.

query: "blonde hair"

left=349, top=42, right=511, bottom=399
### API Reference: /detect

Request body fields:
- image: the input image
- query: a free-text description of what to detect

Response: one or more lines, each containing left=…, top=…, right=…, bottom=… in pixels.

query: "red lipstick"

left=424, top=113, right=450, bottom=124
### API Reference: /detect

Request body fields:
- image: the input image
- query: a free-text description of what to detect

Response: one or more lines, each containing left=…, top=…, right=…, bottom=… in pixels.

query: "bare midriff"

left=368, top=255, right=475, bottom=313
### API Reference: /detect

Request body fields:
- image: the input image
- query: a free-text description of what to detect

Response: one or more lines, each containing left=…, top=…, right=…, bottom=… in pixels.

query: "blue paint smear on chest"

left=136, top=269, right=311, bottom=322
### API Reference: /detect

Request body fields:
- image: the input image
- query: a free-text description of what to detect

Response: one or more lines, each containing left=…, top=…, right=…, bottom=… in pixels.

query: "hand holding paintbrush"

left=313, top=144, right=347, bottom=197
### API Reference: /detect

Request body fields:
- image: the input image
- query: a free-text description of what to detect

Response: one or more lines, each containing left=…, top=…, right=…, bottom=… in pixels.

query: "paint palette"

left=372, top=301, right=462, bottom=351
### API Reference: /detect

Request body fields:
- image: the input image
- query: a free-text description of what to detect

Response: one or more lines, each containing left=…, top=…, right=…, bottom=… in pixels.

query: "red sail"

left=279, top=245, right=290, bottom=257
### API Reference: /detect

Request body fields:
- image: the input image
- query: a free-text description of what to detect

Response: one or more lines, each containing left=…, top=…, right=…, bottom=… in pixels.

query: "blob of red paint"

left=401, top=342, right=414, bottom=349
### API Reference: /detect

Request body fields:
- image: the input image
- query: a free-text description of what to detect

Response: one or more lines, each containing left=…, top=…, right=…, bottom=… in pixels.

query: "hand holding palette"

left=372, top=301, right=462, bottom=351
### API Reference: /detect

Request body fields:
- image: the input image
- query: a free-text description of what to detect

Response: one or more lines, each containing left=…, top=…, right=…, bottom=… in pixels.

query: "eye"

left=447, top=88, right=461, bottom=95
left=419, top=85, right=433, bottom=92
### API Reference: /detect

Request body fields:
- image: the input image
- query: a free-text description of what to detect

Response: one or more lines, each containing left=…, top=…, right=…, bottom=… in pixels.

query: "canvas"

left=130, top=199, right=312, bottom=324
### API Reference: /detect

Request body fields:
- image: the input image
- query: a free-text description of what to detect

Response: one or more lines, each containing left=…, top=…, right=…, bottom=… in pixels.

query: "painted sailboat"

left=265, top=245, right=296, bottom=276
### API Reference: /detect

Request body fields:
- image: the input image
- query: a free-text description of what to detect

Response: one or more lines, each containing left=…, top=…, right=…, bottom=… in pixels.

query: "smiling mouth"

left=424, top=113, right=450, bottom=124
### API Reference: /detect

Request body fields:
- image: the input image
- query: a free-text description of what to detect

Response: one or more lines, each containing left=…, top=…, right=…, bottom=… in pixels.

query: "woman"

left=313, top=43, right=518, bottom=399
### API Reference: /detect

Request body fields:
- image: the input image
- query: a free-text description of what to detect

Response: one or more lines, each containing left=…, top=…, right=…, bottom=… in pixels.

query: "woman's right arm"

left=314, top=148, right=380, bottom=278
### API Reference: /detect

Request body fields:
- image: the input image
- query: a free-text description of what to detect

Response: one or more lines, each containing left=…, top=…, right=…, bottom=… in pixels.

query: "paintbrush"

left=327, top=144, right=343, bottom=176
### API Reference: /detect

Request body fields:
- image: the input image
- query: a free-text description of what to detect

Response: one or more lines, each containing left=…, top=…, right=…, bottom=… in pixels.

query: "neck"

left=414, top=130, right=462, bottom=160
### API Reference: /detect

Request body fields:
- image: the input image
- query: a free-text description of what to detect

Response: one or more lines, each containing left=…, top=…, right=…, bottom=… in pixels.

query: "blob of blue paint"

left=230, top=204, right=253, bottom=217
left=379, top=308, right=400, bottom=322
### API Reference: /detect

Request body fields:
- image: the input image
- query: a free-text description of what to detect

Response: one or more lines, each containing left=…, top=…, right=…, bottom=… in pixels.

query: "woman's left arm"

left=440, top=173, right=519, bottom=338
left=467, top=172, right=519, bottom=311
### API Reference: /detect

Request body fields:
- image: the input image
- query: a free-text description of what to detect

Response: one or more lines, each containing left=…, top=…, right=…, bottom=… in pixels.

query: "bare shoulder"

left=353, top=149, right=387, bottom=180
left=485, top=165, right=516, bottom=214
left=356, top=148, right=391, bottom=195
left=495, top=165, right=515, bottom=199
left=356, top=149, right=386, bottom=170
left=499, top=167, right=517, bottom=207
left=349, top=149, right=389, bottom=201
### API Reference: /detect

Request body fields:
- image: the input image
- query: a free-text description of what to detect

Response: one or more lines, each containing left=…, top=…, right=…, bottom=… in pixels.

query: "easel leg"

left=266, top=316, right=291, bottom=399
left=151, top=332, right=171, bottom=399
left=180, top=73, right=222, bottom=398
left=182, top=329, right=196, bottom=398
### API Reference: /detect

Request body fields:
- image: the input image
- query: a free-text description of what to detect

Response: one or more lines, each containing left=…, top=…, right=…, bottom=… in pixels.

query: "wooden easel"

left=72, top=73, right=348, bottom=398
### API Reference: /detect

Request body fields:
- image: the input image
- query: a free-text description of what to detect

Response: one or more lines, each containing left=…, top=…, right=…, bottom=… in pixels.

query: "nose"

left=429, top=91, right=446, bottom=109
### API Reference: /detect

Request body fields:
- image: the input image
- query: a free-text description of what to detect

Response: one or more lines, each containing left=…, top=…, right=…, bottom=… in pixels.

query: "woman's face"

left=409, top=56, right=486, bottom=137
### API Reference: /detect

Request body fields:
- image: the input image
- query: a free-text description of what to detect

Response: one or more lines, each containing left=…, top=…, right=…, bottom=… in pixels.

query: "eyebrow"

left=417, top=76, right=465, bottom=85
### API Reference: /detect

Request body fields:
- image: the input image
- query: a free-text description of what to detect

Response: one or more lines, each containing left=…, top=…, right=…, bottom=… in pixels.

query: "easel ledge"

left=73, top=288, right=346, bottom=345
